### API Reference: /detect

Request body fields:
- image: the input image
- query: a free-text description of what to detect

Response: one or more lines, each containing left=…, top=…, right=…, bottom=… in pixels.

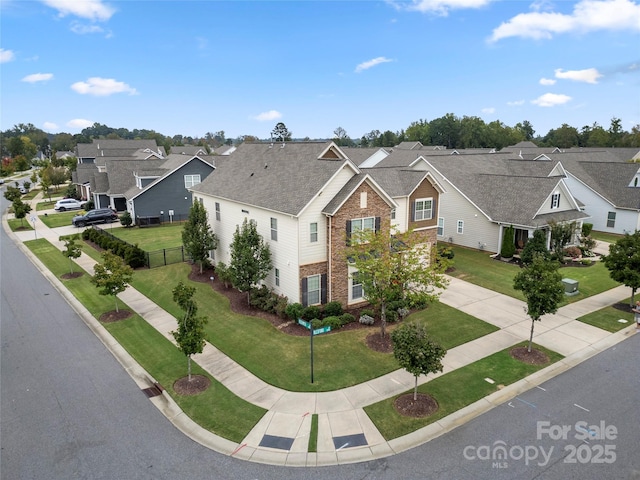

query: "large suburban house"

left=190, top=141, right=443, bottom=308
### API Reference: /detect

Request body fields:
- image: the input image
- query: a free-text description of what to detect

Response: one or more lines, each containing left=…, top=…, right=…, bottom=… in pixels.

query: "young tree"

left=391, top=321, right=446, bottom=401
left=172, top=281, right=208, bottom=381
left=549, top=221, right=577, bottom=260
left=60, top=234, right=82, bottom=275
left=42, top=164, right=68, bottom=191
left=39, top=174, right=52, bottom=202
left=3, top=186, right=21, bottom=202
left=182, top=201, right=218, bottom=274
left=12, top=198, right=31, bottom=227
left=345, top=226, right=449, bottom=338
left=229, top=218, right=272, bottom=305
left=513, top=254, right=565, bottom=352
left=601, top=231, right=640, bottom=307
left=91, top=251, right=134, bottom=313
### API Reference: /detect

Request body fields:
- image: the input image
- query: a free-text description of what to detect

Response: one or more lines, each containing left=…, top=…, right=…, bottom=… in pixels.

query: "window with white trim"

left=351, top=271, right=363, bottom=301
left=551, top=193, right=560, bottom=209
left=414, top=198, right=433, bottom=221
left=391, top=208, right=396, bottom=220
left=457, top=220, right=464, bottom=234
left=307, top=274, right=321, bottom=305
left=184, top=174, right=201, bottom=188
left=607, top=212, right=616, bottom=228
left=270, top=217, right=277, bottom=241
left=437, top=217, right=444, bottom=236
left=215, top=202, right=220, bottom=221
left=310, top=222, right=318, bottom=243
left=275, top=268, right=280, bottom=287
left=351, top=216, right=375, bottom=233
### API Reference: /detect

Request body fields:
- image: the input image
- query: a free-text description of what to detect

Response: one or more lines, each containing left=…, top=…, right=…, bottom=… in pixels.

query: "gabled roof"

left=340, top=147, right=387, bottom=166
left=191, top=141, right=358, bottom=216
left=169, top=145, right=209, bottom=156
left=73, top=163, right=98, bottom=184
left=76, top=139, right=165, bottom=160
left=563, top=160, right=640, bottom=209
left=103, top=159, right=165, bottom=196
left=321, top=174, right=397, bottom=216
left=364, top=168, right=443, bottom=197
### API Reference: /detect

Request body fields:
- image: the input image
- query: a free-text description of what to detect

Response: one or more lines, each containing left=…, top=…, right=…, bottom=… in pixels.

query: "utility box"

left=562, top=278, right=579, bottom=296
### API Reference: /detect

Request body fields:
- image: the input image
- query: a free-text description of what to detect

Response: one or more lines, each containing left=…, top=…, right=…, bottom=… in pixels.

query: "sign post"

left=297, top=319, right=331, bottom=383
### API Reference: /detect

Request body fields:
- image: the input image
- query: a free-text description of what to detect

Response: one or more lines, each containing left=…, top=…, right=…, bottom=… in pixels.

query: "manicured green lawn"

left=447, top=245, right=620, bottom=304
left=591, top=231, right=624, bottom=244
left=365, top=343, right=563, bottom=440
left=23, top=239, right=266, bottom=442
left=36, top=197, right=64, bottom=211
left=7, top=218, right=33, bottom=231
left=577, top=305, right=635, bottom=332
left=109, top=223, right=184, bottom=250
left=131, top=263, right=498, bottom=392
left=38, top=211, right=79, bottom=228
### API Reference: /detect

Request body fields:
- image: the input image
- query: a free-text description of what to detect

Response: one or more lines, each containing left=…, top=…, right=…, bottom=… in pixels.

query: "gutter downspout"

left=327, top=214, right=332, bottom=303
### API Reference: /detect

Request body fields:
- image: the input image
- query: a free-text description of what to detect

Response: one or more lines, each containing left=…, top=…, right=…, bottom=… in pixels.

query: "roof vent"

left=264, top=164, right=268, bottom=169
left=250, top=172, right=254, bottom=177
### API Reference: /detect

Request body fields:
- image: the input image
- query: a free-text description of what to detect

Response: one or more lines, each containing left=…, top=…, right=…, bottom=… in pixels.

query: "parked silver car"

left=54, top=198, right=87, bottom=211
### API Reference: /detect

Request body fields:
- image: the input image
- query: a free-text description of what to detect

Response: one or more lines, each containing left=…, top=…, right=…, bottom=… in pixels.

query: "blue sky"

left=1, top=0, right=639, bottom=140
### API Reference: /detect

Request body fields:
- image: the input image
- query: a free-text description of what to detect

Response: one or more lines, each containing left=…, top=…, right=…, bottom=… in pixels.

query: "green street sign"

left=313, top=326, right=331, bottom=335
left=298, top=319, right=311, bottom=329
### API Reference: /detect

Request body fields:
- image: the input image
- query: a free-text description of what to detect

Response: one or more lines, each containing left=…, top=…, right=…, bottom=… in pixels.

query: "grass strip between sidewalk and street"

left=577, top=304, right=635, bottom=332
left=364, top=342, right=563, bottom=441
left=24, top=238, right=266, bottom=442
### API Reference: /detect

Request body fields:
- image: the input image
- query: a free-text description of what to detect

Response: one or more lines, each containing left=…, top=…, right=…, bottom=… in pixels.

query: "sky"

left=1, top=0, right=639, bottom=141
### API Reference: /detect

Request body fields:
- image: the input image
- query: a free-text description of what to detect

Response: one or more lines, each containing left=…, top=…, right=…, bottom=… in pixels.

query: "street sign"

left=313, top=326, right=331, bottom=335
left=298, top=319, right=311, bottom=329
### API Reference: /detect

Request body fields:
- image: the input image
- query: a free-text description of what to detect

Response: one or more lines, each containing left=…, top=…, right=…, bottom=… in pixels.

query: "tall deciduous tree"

left=91, top=251, right=134, bottom=313
left=513, top=254, right=564, bottom=352
left=182, top=201, right=218, bottom=274
left=271, top=122, right=292, bottom=142
left=345, top=226, right=449, bottom=338
left=391, top=320, right=446, bottom=400
left=60, top=234, right=82, bottom=275
left=229, top=218, right=272, bottom=305
left=172, top=281, right=208, bottom=381
left=601, top=231, right=640, bottom=307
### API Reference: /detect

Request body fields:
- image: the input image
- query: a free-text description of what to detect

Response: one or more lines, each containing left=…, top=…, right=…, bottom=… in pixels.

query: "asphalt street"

left=2, top=192, right=639, bottom=479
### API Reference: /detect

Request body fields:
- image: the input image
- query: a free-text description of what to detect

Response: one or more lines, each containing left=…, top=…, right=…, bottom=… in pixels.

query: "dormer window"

left=550, top=193, right=560, bottom=209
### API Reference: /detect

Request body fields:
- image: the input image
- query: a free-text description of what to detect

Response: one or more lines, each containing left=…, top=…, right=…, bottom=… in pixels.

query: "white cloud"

left=0, top=49, right=15, bottom=63
left=43, top=122, right=59, bottom=131
left=554, top=67, right=603, bottom=84
left=392, top=0, right=494, bottom=16
left=252, top=110, right=282, bottom=121
left=71, top=77, right=137, bottom=96
left=67, top=118, right=94, bottom=129
left=41, top=0, right=115, bottom=21
left=481, top=107, right=496, bottom=114
left=531, top=93, right=572, bottom=107
left=70, top=22, right=104, bottom=34
left=539, top=77, right=556, bottom=85
left=489, top=0, right=640, bottom=42
left=507, top=100, right=525, bottom=106
left=22, top=73, right=54, bottom=83
left=355, top=56, right=393, bottom=73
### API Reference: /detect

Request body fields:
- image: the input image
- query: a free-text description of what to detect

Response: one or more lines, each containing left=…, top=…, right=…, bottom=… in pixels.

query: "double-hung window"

left=457, top=220, right=464, bottom=234
left=275, top=268, right=280, bottom=287
left=310, top=222, right=318, bottom=243
left=437, top=217, right=444, bottom=236
left=215, top=202, right=220, bottom=221
left=270, top=218, right=278, bottom=241
left=414, top=198, right=433, bottom=221
left=351, top=217, right=375, bottom=234
left=307, top=275, right=320, bottom=305
left=351, top=272, right=363, bottom=301
left=184, top=174, right=201, bottom=188
left=607, top=212, right=616, bottom=228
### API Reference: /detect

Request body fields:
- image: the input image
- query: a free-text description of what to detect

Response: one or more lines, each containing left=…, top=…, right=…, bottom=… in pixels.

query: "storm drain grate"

left=259, top=434, right=295, bottom=450
left=333, top=433, right=368, bottom=450
left=142, top=383, right=164, bottom=398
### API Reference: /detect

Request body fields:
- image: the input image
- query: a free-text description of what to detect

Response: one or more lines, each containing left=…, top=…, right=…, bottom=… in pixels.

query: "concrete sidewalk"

left=5, top=190, right=637, bottom=466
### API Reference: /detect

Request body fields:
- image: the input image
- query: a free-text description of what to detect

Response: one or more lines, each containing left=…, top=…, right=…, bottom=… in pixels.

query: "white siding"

left=537, top=183, right=576, bottom=215
left=392, top=197, right=409, bottom=232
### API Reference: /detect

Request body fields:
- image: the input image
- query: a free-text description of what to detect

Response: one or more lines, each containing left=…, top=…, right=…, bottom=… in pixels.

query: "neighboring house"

left=125, top=153, right=218, bottom=222
left=169, top=145, right=209, bottom=156
left=75, top=139, right=165, bottom=164
left=369, top=150, right=589, bottom=254
left=190, top=141, right=438, bottom=309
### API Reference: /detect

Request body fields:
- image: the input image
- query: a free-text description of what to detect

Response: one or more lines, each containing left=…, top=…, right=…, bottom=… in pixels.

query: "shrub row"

left=81, top=227, right=146, bottom=268
left=249, top=285, right=289, bottom=319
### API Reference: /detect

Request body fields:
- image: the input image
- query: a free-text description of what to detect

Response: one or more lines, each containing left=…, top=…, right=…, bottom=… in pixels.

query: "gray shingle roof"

left=364, top=168, right=431, bottom=197
left=76, top=139, right=165, bottom=160
left=103, top=159, right=165, bottom=196
left=191, top=142, right=351, bottom=216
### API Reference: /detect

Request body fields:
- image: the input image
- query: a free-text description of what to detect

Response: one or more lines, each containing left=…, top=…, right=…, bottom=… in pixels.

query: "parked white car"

left=54, top=198, right=87, bottom=212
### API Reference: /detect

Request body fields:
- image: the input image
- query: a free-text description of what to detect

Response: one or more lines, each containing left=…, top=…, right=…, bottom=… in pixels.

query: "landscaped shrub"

left=274, top=295, right=289, bottom=319
left=581, top=259, right=593, bottom=266
left=302, top=305, right=322, bottom=321
left=310, top=319, right=323, bottom=329
left=500, top=225, right=516, bottom=258
left=581, top=223, right=593, bottom=237
left=285, top=302, right=304, bottom=321
left=323, top=301, right=343, bottom=317
left=340, top=313, right=355, bottom=325
left=397, top=307, right=410, bottom=320
left=215, top=262, right=234, bottom=288
left=386, top=309, right=399, bottom=323
left=120, top=211, right=133, bottom=228
left=520, top=229, right=550, bottom=266
left=360, top=308, right=375, bottom=318
left=124, top=245, right=146, bottom=269
left=359, top=314, right=374, bottom=325
left=322, top=316, right=343, bottom=330
left=249, top=285, right=273, bottom=311
left=563, top=246, right=581, bottom=258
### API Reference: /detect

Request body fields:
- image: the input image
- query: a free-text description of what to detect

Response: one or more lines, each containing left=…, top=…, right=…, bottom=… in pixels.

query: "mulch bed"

left=99, top=309, right=133, bottom=323
left=60, top=272, right=84, bottom=279
left=173, top=375, right=211, bottom=396
left=187, top=264, right=385, bottom=338
left=365, top=332, right=394, bottom=353
left=612, top=302, right=634, bottom=313
left=510, top=346, right=549, bottom=365
left=394, top=393, right=439, bottom=418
